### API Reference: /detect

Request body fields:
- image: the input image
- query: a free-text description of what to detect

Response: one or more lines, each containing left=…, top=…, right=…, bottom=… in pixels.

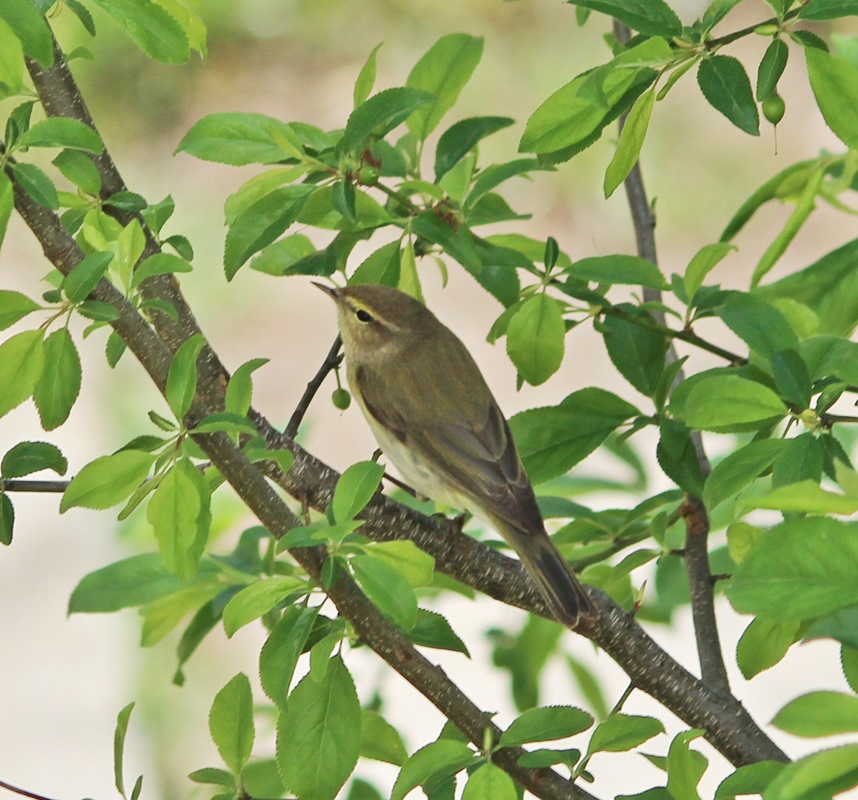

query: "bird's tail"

left=500, top=523, right=592, bottom=628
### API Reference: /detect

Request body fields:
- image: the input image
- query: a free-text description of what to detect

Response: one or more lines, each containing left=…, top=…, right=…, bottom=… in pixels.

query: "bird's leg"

left=371, top=449, right=426, bottom=500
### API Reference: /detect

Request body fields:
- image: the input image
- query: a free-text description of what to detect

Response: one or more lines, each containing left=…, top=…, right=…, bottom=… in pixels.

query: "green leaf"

left=165, top=333, right=205, bottom=420
left=770, top=350, right=812, bottom=409
left=745, top=479, right=858, bottom=515
left=69, top=553, right=216, bottom=613
left=601, top=306, right=668, bottom=396
left=771, top=433, right=823, bottom=488
left=406, top=34, right=484, bottom=140
left=177, top=112, right=305, bottom=165
left=250, top=234, right=316, bottom=277
left=715, top=761, right=784, bottom=799
left=224, top=357, right=268, bottom=416
left=210, top=673, right=254, bottom=774
left=520, top=38, right=670, bottom=155
left=406, top=609, right=469, bottom=655
left=716, top=292, right=799, bottom=361
left=63, top=251, right=113, bottom=303
left=391, top=740, right=475, bottom=800
left=567, top=0, right=682, bottom=36
left=354, top=42, right=382, bottom=107
left=340, top=87, right=433, bottom=155
left=434, top=116, right=513, bottom=182
left=679, top=375, right=787, bottom=433
left=773, top=691, right=858, bottom=737
left=360, top=709, right=407, bottom=765
left=500, top=706, right=593, bottom=747
left=332, top=460, right=384, bottom=523
left=0, top=329, right=44, bottom=419
left=736, top=616, right=800, bottom=679
left=351, top=554, right=418, bottom=630
left=361, top=540, right=434, bottom=588
left=805, top=608, right=858, bottom=650
left=604, top=89, right=655, bottom=198
left=90, top=0, right=190, bottom=64
left=222, top=577, right=306, bottom=637
left=806, top=48, right=858, bottom=149
left=666, top=730, right=706, bottom=800
left=224, top=186, right=314, bottom=279
left=510, top=388, right=639, bottom=484
left=703, top=439, right=784, bottom=511
left=188, top=767, right=235, bottom=788
left=0, top=290, right=39, bottom=331
left=764, top=745, right=858, bottom=800
left=259, top=605, right=320, bottom=710
left=11, top=162, right=58, bottom=209
left=0, top=174, right=14, bottom=249
left=0, top=494, right=13, bottom=545
left=506, top=293, right=565, bottom=386
left=800, top=0, right=858, bottom=19
left=0, top=0, right=53, bottom=67
left=729, top=518, right=858, bottom=621
left=465, top=158, right=551, bottom=209
left=277, top=655, right=361, bottom=800
left=350, top=240, right=401, bottom=287
left=131, top=253, right=192, bottom=288
left=1, top=441, right=67, bottom=479
left=757, top=38, right=789, bottom=100
left=114, top=702, right=135, bottom=799
left=462, top=763, right=517, bottom=800
left=18, top=118, right=102, bottom=153
left=697, top=55, right=760, bottom=135
left=0, top=18, right=24, bottom=99
left=656, top=419, right=705, bottom=496
left=566, top=254, right=666, bottom=289
left=587, top=713, right=665, bottom=755
left=684, top=243, right=735, bottom=304
left=756, top=237, right=858, bottom=336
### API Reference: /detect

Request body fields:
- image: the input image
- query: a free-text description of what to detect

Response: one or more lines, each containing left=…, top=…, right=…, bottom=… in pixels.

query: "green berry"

left=332, top=388, right=351, bottom=410
left=762, top=93, right=785, bottom=125
left=357, top=165, right=380, bottom=185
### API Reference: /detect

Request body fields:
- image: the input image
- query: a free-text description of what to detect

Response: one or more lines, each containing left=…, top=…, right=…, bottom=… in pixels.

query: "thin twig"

left=614, top=20, right=730, bottom=695
left=0, top=779, right=60, bottom=800
left=285, top=336, right=342, bottom=438
left=0, top=480, right=68, bottom=493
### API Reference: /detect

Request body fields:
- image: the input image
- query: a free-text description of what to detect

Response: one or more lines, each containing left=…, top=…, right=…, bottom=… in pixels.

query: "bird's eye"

left=355, top=309, right=373, bottom=323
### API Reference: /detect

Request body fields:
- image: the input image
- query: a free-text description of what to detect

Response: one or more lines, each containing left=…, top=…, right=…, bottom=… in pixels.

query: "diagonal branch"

left=18, top=35, right=784, bottom=767
left=613, top=20, right=731, bottom=695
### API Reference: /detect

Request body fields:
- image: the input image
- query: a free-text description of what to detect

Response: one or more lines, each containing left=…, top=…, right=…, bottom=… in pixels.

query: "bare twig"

left=285, top=335, right=342, bottom=438
left=0, top=779, right=60, bottom=800
left=0, top=480, right=68, bottom=493
left=614, top=20, right=730, bottom=695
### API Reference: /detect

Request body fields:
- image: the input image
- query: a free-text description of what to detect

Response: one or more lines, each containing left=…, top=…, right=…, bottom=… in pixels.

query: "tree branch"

left=285, top=335, right=342, bottom=438
left=0, top=480, right=68, bottom=493
left=614, top=20, right=731, bottom=695
left=16, top=34, right=786, bottom=769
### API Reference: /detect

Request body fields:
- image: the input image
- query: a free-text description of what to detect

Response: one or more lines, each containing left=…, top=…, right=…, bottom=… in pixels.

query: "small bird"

left=315, top=282, right=592, bottom=627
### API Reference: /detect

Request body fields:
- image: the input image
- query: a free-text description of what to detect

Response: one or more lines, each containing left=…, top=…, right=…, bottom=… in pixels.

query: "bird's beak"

left=312, top=281, right=339, bottom=302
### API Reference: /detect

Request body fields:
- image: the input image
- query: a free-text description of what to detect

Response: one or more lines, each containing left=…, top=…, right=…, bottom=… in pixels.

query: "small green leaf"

left=0, top=0, right=54, bottom=67
left=0, top=329, right=44, bottom=419
left=697, top=55, right=760, bottom=135
left=684, top=243, right=735, bottom=303
left=341, top=87, right=433, bottom=155
left=224, top=358, right=268, bottom=416
left=63, top=252, right=113, bottom=303
left=729, top=517, right=858, bottom=621
left=715, top=761, right=784, bottom=799
left=568, top=0, right=682, bottom=36
left=757, top=38, right=789, bottom=100
left=666, top=730, right=707, bottom=800
left=351, top=554, right=418, bottom=630
left=361, top=540, right=434, bottom=588
left=462, top=763, right=517, bottom=800
left=736, top=616, right=800, bottom=679
left=131, top=253, right=193, bottom=288
left=391, top=740, right=475, bottom=800
left=1, top=441, right=67, bottom=479
left=259, top=605, right=320, bottom=709
left=500, top=706, right=593, bottom=747
left=703, top=439, right=784, bottom=511
left=90, top=0, right=190, bottom=64
left=406, top=34, right=484, bottom=140
left=770, top=350, right=812, bottom=408
left=176, top=112, right=304, bottom=165
left=114, top=702, right=135, bottom=799
left=566, top=254, right=666, bottom=289
left=165, top=334, right=205, bottom=420
left=277, top=655, right=361, bottom=800
left=717, top=293, right=799, bottom=361
left=506, top=293, right=565, bottom=386
left=601, top=306, right=668, bottom=397
left=332, top=460, right=384, bottom=523
left=0, top=493, right=13, bottom=545
left=588, top=713, right=664, bottom=754
left=406, top=609, right=469, bottom=655
left=771, top=433, right=823, bottom=488
left=764, top=745, right=858, bottom=800
left=773, top=690, right=858, bottom=738
left=360, top=709, right=407, bottom=765
left=11, top=162, right=58, bottom=209
left=210, top=673, right=255, bottom=774
left=806, top=48, right=858, bottom=149
left=353, top=42, right=382, bottom=107
left=18, top=117, right=102, bottom=153
left=435, top=116, right=514, bottom=182
left=222, top=577, right=306, bottom=637
left=0, top=290, right=39, bottom=331
left=745, top=480, right=858, bottom=515
left=680, top=375, right=787, bottom=433
left=0, top=174, right=15, bottom=250
left=604, top=89, right=655, bottom=198
left=250, top=234, right=316, bottom=277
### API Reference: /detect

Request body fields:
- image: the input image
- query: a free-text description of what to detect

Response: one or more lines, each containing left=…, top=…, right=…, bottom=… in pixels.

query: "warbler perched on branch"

left=315, top=282, right=592, bottom=627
